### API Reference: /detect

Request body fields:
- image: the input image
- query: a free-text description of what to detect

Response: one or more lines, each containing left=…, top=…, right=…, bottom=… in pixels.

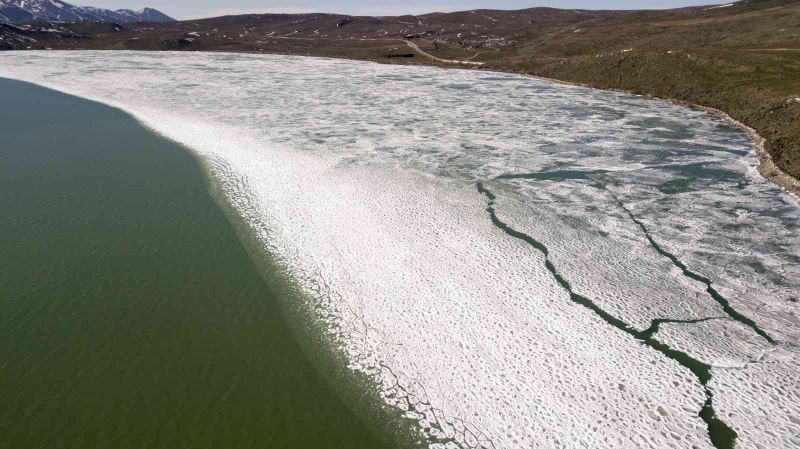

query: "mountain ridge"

left=0, top=0, right=173, bottom=23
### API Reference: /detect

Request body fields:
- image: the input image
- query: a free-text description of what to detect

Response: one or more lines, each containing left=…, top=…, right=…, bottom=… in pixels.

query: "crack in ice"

left=638, top=317, right=727, bottom=340
left=476, top=181, right=738, bottom=449
left=597, top=179, right=777, bottom=345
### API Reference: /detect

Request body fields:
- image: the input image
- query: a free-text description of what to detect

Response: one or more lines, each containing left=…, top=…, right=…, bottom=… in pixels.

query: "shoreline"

left=0, top=73, right=423, bottom=448
left=487, top=67, right=800, bottom=197
left=695, top=105, right=800, bottom=197
left=13, top=46, right=797, bottom=196
left=305, top=47, right=800, bottom=197
left=0, top=76, right=408, bottom=449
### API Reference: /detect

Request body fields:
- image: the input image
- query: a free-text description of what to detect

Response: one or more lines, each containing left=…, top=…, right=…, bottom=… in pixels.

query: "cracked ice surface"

left=1, top=51, right=798, bottom=448
left=655, top=318, right=800, bottom=447
left=656, top=319, right=774, bottom=368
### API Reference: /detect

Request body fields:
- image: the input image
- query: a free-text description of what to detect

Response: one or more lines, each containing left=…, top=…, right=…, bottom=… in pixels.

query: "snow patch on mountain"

left=0, top=0, right=173, bottom=24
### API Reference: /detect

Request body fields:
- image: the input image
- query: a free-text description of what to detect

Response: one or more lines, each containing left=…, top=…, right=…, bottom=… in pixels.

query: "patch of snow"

left=705, top=2, right=734, bottom=9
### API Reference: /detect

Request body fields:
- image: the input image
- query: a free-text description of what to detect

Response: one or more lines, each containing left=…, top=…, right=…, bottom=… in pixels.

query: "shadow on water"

left=0, top=78, right=417, bottom=449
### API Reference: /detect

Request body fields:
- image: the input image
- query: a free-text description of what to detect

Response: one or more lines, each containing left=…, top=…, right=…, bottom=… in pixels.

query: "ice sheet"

left=2, top=51, right=797, bottom=448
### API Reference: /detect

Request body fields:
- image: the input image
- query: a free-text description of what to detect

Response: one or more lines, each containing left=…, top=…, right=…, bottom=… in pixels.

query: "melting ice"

left=2, top=51, right=798, bottom=449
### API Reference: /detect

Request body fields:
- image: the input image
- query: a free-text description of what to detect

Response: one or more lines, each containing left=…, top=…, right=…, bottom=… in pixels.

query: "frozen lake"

left=2, top=51, right=798, bottom=449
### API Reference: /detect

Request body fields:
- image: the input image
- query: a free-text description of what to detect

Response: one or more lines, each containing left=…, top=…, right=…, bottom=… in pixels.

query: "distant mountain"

left=0, top=0, right=174, bottom=24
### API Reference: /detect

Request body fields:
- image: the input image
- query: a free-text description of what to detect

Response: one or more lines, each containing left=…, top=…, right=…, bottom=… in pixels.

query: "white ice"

left=1, top=51, right=797, bottom=449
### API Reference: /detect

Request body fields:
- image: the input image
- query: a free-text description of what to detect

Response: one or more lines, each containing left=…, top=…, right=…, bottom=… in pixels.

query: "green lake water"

left=0, top=78, right=408, bottom=449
